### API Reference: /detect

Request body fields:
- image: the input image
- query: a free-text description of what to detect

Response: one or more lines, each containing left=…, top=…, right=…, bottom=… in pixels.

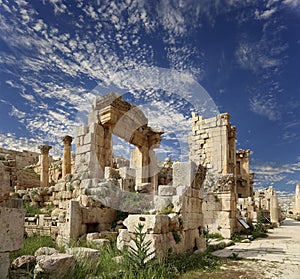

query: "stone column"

left=38, top=145, right=52, bottom=187
left=295, top=184, right=300, bottom=214
left=270, top=195, right=279, bottom=227
left=62, top=135, right=73, bottom=179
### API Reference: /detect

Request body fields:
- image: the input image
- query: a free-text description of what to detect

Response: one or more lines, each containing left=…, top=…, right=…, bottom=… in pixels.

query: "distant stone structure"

left=38, top=145, right=52, bottom=187
left=254, top=186, right=281, bottom=226
left=294, top=184, right=300, bottom=215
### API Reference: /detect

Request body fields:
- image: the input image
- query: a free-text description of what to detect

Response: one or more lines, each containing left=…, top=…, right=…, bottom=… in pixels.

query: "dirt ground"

left=181, top=259, right=300, bottom=279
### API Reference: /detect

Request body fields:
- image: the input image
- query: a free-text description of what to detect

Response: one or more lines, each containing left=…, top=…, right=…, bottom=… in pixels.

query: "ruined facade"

left=236, top=149, right=254, bottom=198
left=189, top=113, right=239, bottom=238
left=0, top=147, right=40, bottom=190
left=294, top=184, right=300, bottom=215
left=75, top=93, right=163, bottom=192
left=254, top=186, right=280, bottom=226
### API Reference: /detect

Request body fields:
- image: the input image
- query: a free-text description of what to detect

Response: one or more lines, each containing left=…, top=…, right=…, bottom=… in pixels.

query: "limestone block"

left=117, top=229, right=131, bottom=250
left=54, top=182, right=66, bottom=192
left=173, top=161, right=198, bottom=188
left=0, top=206, right=24, bottom=252
left=76, top=125, right=89, bottom=137
left=176, top=186, right=189, bottom=197
left=66, top=247, right=100, bottom=265
left=0, top=252, right=10, bottom=279
left=184, top=229, right=201, bottom=251
left=154, top=195, right=173, bottom=211
left=123, top=214, right=170, bottom=234
left=90, top=239, right=110, bottom=249
left=86, top=232, right=100, bottom=241
left=11, top=255, right=36, bottom=270
left=168, top=213, right=180, bottom=231
left=34, top=247, right=59, bottom=257
left=181, top=212, right=202, bottom=230
left=34, top=253, right=75, bottom=279
left=80, top=179, right=93, bottom=189
left=158, top=185, right=176, bottom=196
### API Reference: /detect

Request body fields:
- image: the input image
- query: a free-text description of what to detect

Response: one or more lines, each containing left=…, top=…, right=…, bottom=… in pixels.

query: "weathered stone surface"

left=117, top=229, right=131, bottom=250
left=123, top=214, right=170, bottom=234
left=11, top=255, right=36, bottom=270
left=0, top=206, right=24, bottom=252
left=0, top=252, right=10, bottom=279
left=66, top=247, right=100, bottom=265
left=173, top=161, right=198, bottom=188
left=90, top=239, right=110, bottom=249
left=34, top=247, right=59, bottom=257
left=86, top=232, right=100, bottom=241
left=158, top=185, right=176, bottom=196
left=34, top=253, right=75, bottom=279
left=135, top=183, right=152, bottom=193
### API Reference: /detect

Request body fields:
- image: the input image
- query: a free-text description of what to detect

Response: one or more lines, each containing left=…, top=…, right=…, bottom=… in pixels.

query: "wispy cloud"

left=249, top=94, right=280, bottom=121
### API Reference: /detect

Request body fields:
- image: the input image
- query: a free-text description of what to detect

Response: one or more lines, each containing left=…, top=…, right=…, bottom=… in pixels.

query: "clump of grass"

left=23, top=201, right=42, bottom=217
left=10, top=235, right=57, bottom=261
left=166, top=251, right=224, bottom=274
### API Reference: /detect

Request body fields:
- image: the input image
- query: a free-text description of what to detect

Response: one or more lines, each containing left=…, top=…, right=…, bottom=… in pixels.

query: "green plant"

left=158, top=203, right=174, bottom=215
left=228, top=252, right=242, bottom=260
left=10, top=235, right=57, bottom=261
left=124, top=223, right=156, bottom=271
left=172, top=230, right=182, bottom=244
left=23, top=201, right=42, bottom=216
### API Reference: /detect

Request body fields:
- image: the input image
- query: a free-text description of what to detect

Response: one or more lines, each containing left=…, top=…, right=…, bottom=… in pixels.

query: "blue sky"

left=0, top=0, right=299, bottom=194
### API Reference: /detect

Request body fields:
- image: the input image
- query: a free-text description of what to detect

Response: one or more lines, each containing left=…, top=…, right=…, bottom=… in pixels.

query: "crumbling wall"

left=0, top=147, right=40, bottom=190
left=188, top=113, right=239, bottom=238
left=254, top=186, right=280, bottom=226
left=236, top=149, right=254, bottom=198
left=117, top=161, right=206, bottom=258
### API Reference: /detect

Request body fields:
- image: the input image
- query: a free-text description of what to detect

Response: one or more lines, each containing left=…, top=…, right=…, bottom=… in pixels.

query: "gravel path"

left=212, top=218, right=300, bottom=279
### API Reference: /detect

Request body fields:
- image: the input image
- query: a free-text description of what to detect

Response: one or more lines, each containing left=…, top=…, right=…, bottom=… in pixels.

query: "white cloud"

left=283, top=0, right=300, bottom=7
left=249, top=95, right=280, bottom=121
left=255, top=8, right=277, bottom=20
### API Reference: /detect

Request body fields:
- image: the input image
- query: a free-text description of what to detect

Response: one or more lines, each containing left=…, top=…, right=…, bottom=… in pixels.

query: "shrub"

left=23, top=201, right=42, bottom=217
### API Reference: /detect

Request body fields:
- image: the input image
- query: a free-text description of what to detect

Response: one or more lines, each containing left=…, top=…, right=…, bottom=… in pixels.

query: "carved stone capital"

left=38, top=145, right=52, bottom=155
left=62, top=135, right=73, bottom=145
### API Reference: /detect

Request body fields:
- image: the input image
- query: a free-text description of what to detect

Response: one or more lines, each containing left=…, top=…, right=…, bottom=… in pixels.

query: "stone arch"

left=75, top=93, right=164, bottom=190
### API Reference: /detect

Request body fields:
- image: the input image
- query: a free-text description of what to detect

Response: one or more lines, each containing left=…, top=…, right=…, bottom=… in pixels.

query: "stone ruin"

left=0, top=93, right=285, bottom=276
left=294, top=184, right=300, bottom=217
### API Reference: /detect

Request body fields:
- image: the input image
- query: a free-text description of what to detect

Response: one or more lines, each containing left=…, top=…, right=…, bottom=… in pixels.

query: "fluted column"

left=62, top=135, right=73, bottom=179
left=38, top=145, right=52, bottom=187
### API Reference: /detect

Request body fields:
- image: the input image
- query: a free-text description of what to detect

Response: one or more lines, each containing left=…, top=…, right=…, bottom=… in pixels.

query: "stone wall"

left=254, top=186, right=280, bottom=226
left=117, top=161, right=206, bottom=258
left=0, top=159, right=25, bottom=278
left=294, top=184, right=300, bottom=215
left=0, top=147, right=40, bottom=190
left=236, top=149, right=254, bottom=198
left=188, top=113, right=239, bottom=238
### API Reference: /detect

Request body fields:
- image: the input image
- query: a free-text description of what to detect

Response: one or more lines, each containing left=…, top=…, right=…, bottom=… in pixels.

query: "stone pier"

left=295, top=184, right=300, bottom=215
left=38, top=145, right=52, bottom=187
left=62, top=135, right=73, bottom=179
